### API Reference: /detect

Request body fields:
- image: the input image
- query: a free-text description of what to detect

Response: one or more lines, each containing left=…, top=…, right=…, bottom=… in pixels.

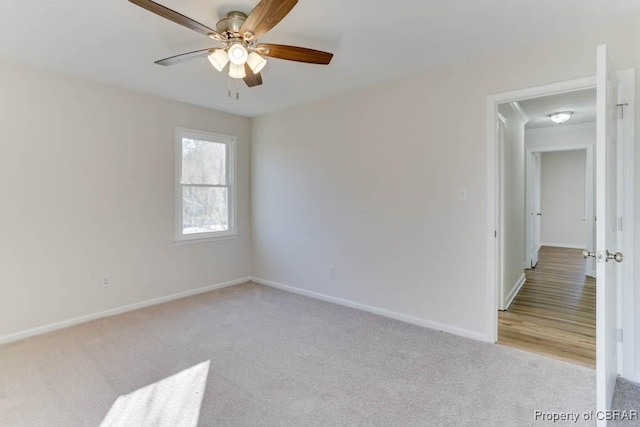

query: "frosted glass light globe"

left=247, top=52, right=267, bottom=73
left=208, top=49, right=229, bottom=72
left=549, top=111, right=573, bottom=124
left=228, top=63, right=246, bottom=79
left=228, top=43, right=248, bottom=65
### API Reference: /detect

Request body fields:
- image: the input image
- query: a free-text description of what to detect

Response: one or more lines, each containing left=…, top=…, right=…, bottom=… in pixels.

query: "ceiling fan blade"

left=243, top=64, right=263, bottom=87
left=256, top=44, right=333, bottom=64
left=129, top=0, right=225, bottom=40
left=155, top=48, right=215, bottom=66
left=240, top=0, right=298, bottom=41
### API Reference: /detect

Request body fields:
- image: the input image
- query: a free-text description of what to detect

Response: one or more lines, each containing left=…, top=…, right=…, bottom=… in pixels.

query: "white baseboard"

left=0, top=277, right=251, bottom=346
left=540, top=242, right=587, bottom=250
left=503, top=273, right=526, bottom=310
left=251, top=277, right=488, bottom=342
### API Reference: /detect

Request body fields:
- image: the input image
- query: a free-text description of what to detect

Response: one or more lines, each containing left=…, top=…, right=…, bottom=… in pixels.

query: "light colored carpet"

left=611, top=378, right=640, bottom=427
left=0, top=282, right=603, bottom=426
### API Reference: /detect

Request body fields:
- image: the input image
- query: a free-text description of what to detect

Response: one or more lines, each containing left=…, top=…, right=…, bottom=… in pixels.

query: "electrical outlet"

left=329, top=265, right=337, bottom=278
left=101, top=275, right=110, bottom=287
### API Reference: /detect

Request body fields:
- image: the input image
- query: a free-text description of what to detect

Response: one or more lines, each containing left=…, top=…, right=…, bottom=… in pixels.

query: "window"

left=175, top=128, right=236, bottom=243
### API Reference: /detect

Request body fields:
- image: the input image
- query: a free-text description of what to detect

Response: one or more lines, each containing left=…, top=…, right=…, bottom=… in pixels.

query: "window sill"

left=174, top=233, right=238, bottom=245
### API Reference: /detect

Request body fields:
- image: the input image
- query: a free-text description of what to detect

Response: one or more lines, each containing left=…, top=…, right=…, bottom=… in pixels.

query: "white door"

left=531, top=153, right=542, bottom=267
left=595, top=43, right=623, bottom=425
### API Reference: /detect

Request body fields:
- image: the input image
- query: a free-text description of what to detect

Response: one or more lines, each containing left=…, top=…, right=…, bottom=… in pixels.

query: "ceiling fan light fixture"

left=549, top=111, right=573, bottom=124
left=208, top=49, right=229, bottom=72
left=228, top=63, right=247, bottom=79
left=228, top=43, right=249, bottom=65
left=131, top=0, right=334, bottom=90
left=247, top=52, right=267, bottom=74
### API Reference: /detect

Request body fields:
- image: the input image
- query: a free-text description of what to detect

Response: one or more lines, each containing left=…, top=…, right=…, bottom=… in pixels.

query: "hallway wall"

left=540, top=150, right=588, bottom=248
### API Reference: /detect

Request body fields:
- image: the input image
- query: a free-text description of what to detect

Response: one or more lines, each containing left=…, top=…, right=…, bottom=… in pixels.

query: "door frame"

left=525, top=144, right=595, bottom=277
left=485, top=72, right=636, bottom=379
left=496, top=112, right=507, bottom=310
left=527, top=151, right=542, bottom=269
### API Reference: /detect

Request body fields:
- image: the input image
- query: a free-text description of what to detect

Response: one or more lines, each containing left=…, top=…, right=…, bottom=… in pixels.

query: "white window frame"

left=174, top=127, right=237, bottom=244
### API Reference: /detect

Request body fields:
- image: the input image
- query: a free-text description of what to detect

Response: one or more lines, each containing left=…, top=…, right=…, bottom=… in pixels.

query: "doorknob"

left=605, top=250, right=624, bottom=263
left=536, top=212, right=542, bottom=216
left=583, top=250, right=624, bottom=263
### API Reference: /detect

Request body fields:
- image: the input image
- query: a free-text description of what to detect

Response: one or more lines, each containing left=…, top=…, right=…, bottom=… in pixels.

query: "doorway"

left=494, top=90, right=597, bottom=367
left=526, top=146, right=595, bottom=278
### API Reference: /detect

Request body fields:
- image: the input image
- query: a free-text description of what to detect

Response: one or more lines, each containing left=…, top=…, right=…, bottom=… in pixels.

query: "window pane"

left=182, top=186, right=229, bottom=234
left=181, top=138, right=226, bottom=185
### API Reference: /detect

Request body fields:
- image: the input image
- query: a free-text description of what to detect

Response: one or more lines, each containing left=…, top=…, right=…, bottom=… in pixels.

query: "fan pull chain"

left=227, top=75, right=240, bottom=100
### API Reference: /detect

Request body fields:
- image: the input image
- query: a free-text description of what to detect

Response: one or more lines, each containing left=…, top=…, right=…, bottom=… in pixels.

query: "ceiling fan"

left=129, top=0, right=334, bottom=89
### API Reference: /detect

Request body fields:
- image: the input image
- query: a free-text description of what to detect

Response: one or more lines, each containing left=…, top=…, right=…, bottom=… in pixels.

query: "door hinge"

left=494, top=230, right=497, bottom=238
left=618, top=217, right=623, bottom=231
left=617, top=103, right=629, bottom=119
left=617, top=329, right=623, bottom=343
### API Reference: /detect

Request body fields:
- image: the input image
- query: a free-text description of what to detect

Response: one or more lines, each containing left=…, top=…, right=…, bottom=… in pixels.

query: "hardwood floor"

left=498, top=246, right=596, bottom=368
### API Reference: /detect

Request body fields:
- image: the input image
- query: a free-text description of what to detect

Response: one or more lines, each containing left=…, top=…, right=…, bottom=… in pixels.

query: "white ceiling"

left=518, top=88, right=597, bottom=129
left=1, top=0, right=638, bottom=117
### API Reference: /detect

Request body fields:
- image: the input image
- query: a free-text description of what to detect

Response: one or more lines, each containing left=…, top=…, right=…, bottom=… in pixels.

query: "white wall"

left=498, top=103, right=526, bottom=309
left=252, top=19, right=640, bottom=380
left=526, top=123, right=596, bottom=150
left=0, top=62, right=252, bottom=339
left=540, top=150, right=588, bottom=248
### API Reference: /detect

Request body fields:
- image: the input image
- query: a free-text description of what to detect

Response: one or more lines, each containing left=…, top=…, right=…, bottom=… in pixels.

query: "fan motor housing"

left=216, top=11, right=247, bottom=35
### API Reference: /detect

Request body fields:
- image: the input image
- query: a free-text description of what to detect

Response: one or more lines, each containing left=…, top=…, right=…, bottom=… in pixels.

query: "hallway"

left=498, top=246, right=596, bottom=368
